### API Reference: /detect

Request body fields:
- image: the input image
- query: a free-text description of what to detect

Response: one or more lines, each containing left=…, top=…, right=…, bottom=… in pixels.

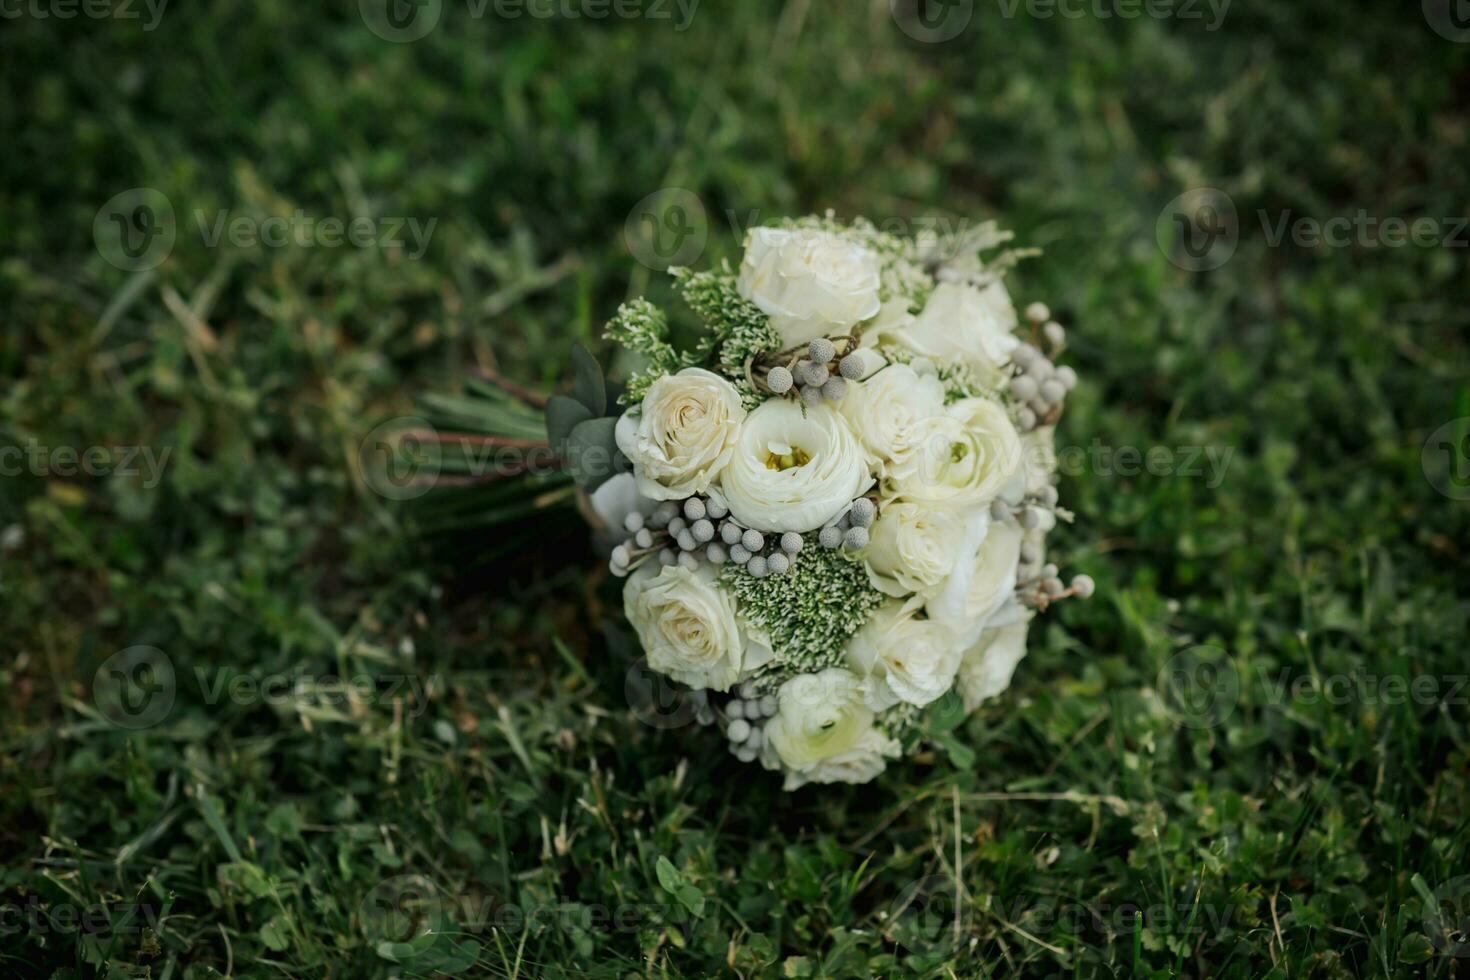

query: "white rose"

left=888, top=397, right=1021, bottom=508
left=839, top=364, right=946, bottom=477
left=928, top=518, right=1023, bottom=646
left=736, top=227, right=882, bottom=348
left=956, top=620, right=1030, bottom=712
left=762, top=667, right=901, bottom=790
left=614, top=368, right=746, bottom=501
left=846, top=599, right=962, bottom=709
left=623, top=564, right=752, bottom=691
left=864, top=500, right=969, bottom=598
left=720, top=399, right=874, bottom=533
left=891, top=280, right=1019, bottom=387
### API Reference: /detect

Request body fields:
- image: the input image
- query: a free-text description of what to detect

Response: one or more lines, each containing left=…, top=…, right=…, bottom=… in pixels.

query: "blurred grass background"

left=2, top=0, right=1469, bottom=976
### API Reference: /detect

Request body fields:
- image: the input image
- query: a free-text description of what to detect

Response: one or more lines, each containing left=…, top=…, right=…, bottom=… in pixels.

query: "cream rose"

left=846, top=599, right=962, bottom=709
left=956, top=620, right=1030, bottom=712
left=839, top=363, right=946, bottom=477
left=624, top=564, right=749, bottom=691
left=762, top=667, right=901, bottom=790
left=720, top=399, right=873, bottom=533
left=865, top=500, right=970, bottom=598
left=890, top=280, right=1019, bottom=387
left=614, top=368, right=745, bottom=501
left=887, top=397, right=1021, bottom=508
left=928, top=518, right=1023, bottom=646
left=736, top=227, right=882, bottom=348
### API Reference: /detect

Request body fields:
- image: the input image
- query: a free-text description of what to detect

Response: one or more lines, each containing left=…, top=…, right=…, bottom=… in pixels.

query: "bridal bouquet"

left=415, top=214, right=1090, bottom=790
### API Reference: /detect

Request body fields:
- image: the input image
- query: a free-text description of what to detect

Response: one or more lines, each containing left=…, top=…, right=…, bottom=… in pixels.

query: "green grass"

left=3, top=1, right=1469, bottom=976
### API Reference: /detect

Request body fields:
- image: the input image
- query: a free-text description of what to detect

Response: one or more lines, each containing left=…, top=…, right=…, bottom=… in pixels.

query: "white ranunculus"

left=839, top=364, right=946, bottom=477
left=890, top=280, right=1019, bottom=387
left=888, top=397, right=1021, bottom=508
left=928, top=518, right=1023, bottom=646
left=736, top=227, right=883, bottom=348
left=864, top=500, right=970, bottom=598
left=762, top=667, right=901, bottom=790
left=614, top=368, right=746, bottom=501
left=720, top=399, right=873, bottom=533
left=624, top=564, right=749, bottom=691
left=956, top=620, right=1030, bottom=712
left=846, top=599, right=963, bottom=709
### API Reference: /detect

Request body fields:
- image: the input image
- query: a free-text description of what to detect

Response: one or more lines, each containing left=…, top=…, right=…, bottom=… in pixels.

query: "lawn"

left=2, top=0, right=1468, bottom=976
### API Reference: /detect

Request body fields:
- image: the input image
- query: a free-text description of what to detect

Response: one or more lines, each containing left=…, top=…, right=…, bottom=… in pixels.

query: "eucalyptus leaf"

left=566, top=416, right=620, bottom=491
left=546, top=395, right=593, bottom=455
left=570, top=344, right=607, bottom=417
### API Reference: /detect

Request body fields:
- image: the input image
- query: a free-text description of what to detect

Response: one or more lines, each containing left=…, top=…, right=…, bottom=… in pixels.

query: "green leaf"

left=260, top=914, right=292, bottom=952
left=570, top=344, right=606, bottom=417
left=566, top=416, right=619, bottom=491
left=935, top=733, right=976, bottom=770
left=545, top=395, right=593, bottom=455
left=655, top=855, right=681, bottom=894
left=782, top=956, right=813, bottom=978
left=924, top=689, right=967, bottom=734
left=1397, top=933, right=1435, bottom=964
left=675, top=883, right=706, bottom=917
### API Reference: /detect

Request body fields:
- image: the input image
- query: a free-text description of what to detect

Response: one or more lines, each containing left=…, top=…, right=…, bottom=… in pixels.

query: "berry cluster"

left=990, top=483, right=1060, bottom=532
left=720, top=682, right=779, bottom=763
left=1010, top=303, right=1077, bottom=433
left=1018, top=560, right=1094, bottom=609
left=608, top=493, right=810, bottom=579
left=817, top=496, right=875, bottom=551
left=763, top=338, right=865, bottom=406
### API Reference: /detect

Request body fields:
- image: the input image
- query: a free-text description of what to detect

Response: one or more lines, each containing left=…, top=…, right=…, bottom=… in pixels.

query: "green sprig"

left=721, top=542, right=883, bottom=673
